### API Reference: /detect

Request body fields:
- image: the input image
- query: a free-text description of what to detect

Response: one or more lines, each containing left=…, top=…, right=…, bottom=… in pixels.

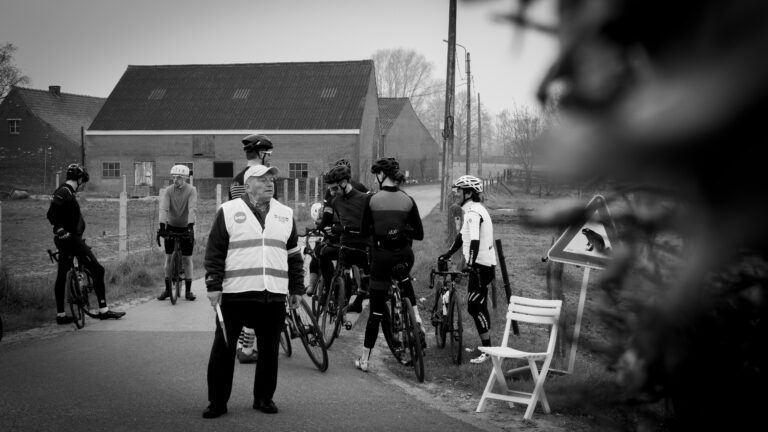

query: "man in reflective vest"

left=202, top=165, right=304, bottom=419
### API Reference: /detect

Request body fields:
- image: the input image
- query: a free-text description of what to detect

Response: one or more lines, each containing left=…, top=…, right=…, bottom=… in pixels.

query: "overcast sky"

left=0, top=0, right=558, bottom=115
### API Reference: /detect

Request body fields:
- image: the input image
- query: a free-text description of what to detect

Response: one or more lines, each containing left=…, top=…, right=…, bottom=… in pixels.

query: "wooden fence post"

left=305, top=177, right=311, bottom=206
left=294, top=179, right=299, bottom=212
left=119, top=175, right=127, bottom=258
left=314, top=176, right=319, bottom=203
left=216, top=184, right=222, bottom=210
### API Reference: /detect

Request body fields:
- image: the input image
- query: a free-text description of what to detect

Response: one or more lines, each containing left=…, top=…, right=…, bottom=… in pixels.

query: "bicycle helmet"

left=452, top=175, right=483, bottom=193
left=370, top=157, right=399, bottom=176
left=310, top=202, right=323, bottom=221
left=170, top=164, right=190, bottom=177
left=66, top=163, right=89, bottom=182
left=334, top=158, right=351, bottom=169
left=324, top=165, right=351, bottom=184
left=241, top=134, right=273, bottom=152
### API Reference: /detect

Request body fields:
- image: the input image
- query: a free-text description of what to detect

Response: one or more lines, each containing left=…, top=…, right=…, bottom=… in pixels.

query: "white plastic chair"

left=475, top=296, right=562, bottom=420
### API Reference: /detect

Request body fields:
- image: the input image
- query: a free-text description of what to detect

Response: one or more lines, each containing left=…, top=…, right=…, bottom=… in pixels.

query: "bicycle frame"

left=429, top=260, right=466, bottom=365
left=47, top=248, right=96, bottom=329
left=162, top=231, right=190, bottom=305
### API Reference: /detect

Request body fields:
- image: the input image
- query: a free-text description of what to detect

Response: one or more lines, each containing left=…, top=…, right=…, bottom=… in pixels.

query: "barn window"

left=103, top=162, right=121, bottom=178
left=7, top=118, right=20, bottom=135
left=148, top=88, right=166, bottom=100
left=288, top=163, right=308, bottom=178
left=213, top=161, right=234, bottom=178
left=134, top=162, right=154, bottom=186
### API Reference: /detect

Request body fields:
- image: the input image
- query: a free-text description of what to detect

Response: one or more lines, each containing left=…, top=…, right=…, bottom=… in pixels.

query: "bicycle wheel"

left=319, top=275, right=344, bottom=349
left=433, top=280, right=447, bottom=349
left=280, top=320, right=292, bottom=357
left=67, top=270, right=86, bottom=329
left=448, top=292, right=464, bottom=365
left=310, top=275, right=324, bottom=317
left=402, top=297, right=425, bottom=382
left=382, top=300, right=405, bottom=363
left=292, top=298, right=329, bottom=372
left=170, top=251, right=181, bottom=305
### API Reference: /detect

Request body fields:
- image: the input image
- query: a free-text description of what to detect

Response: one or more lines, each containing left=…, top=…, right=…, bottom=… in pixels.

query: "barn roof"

left=10, top=87, right=105, bottom=143
left=89, top=60, right=375, bottom=131
left=378, top=97, right=409, bottom=135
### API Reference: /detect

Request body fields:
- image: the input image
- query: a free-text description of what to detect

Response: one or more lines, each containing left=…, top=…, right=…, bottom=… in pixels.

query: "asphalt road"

left=0, top=184, right=507, bottom=432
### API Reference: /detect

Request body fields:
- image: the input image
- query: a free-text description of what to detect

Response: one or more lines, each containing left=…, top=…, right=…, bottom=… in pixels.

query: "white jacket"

left=461, top=201, right=497, bottom=267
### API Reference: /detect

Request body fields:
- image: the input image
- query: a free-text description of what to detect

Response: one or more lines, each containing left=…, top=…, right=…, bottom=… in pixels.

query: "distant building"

left=378, top=97, right=440, bottom=181
left=0, top=86, right=105, bottom=192
left=85, top=60, right=382, bottom=197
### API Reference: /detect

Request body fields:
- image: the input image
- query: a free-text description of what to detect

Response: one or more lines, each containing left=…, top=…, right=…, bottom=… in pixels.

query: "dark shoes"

left=98, top=310, right=126, bottom=320
left=202, top=404, right=227, bottom=419
left=185, top=290, right=196, bottom=301
left=56, top=315, right=73, bottom=325
left=253, top=399, right=278, bottom=414
left=157, top=290, right=170, bottom=301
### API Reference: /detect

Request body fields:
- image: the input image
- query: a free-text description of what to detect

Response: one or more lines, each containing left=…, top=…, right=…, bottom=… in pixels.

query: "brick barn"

left=378, top=97, right=440, bottom=182
left=85, top=60, right=384, bottom=197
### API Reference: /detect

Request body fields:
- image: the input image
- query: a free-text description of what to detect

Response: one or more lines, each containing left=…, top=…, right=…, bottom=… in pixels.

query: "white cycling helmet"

left=310, top=202, right=323, bottom=221
left=170, top=164, right=190, bottom=177
left=452, top=175, right=483, bottom=193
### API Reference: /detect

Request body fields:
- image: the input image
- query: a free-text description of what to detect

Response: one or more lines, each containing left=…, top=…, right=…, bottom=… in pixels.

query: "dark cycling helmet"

left=324, top=165, right=351, bottom=184
left=66, top=163, right=89, bottom=182
left=241, top=134, right=273, bottom=152
left=371, top=157, right=399, bottom=176
left=334, top=158, right=351, bottom=169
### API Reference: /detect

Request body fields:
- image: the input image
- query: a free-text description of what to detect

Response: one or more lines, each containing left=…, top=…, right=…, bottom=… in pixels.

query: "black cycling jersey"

left=361, top=186, right=424, bottom=249
left=46, top=183, right=86, bottom=236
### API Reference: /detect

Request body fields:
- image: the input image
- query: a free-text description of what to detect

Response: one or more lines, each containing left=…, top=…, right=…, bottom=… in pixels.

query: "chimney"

left=49, top=86, right=61, bottom=96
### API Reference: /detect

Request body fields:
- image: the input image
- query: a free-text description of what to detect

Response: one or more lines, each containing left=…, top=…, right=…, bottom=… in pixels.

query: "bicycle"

left=302, top=227, right=326, bottom=316
left=381, top=267, right=425, bottom=383
left=280, top=296, right=329, bottom=372
left=159, top=230, right=191, bottom=305
left=317, top=243, right=369, bottom=349
left=429, top=258, right=466, bottom=365
left=47, top=248, right=96, bottom=329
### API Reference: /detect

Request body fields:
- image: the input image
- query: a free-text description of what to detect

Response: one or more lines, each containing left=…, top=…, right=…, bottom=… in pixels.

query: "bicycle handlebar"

left=47, top=249, right=59, bottom=263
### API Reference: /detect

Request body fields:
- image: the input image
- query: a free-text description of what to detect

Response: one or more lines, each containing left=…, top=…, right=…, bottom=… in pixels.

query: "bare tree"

left=496, top=104, right=544, bottom=193
left=372, top=48, right=439, bottom=116
left=0, top=43, right=29, bottom=101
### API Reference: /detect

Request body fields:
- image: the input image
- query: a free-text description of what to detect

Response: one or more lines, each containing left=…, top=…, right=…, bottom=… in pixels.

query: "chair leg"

left=476, top=356, right=512, bottom=412
left=524, top=359, right=550, bottom=420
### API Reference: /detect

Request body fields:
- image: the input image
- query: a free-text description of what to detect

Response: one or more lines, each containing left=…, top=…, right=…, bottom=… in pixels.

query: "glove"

left=438, top=252, right=452, bottom=262
left=55, top=228, right=71, bottom=240
left=156, top=223, right=167, bottom=247
left=331, top=224, right=344, bottom=235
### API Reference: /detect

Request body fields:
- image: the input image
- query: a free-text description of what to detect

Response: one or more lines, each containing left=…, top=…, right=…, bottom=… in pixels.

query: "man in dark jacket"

left=202, top=165, right=304, bottom=419
left=46, top=163, right=125, bottom=324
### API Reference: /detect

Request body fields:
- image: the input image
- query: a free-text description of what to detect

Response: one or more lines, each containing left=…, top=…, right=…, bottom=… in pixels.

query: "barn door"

left=134, top=161, right=154, bottom=186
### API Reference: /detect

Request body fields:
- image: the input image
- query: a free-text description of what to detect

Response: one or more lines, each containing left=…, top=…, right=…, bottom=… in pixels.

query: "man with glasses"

left=156, top=164, right=198, bottom=301
left=203, top=164, right=304, bottom=418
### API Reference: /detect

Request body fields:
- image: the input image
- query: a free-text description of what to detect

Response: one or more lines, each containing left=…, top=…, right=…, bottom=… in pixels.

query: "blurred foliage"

left=490, top=0, right=768, bottom=429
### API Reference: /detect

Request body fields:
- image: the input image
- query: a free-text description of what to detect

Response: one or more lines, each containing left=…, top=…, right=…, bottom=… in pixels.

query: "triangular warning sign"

left=547, top=195, right=618, bottom=270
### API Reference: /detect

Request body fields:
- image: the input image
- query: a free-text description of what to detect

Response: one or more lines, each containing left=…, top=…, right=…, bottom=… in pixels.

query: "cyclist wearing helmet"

left=229, top=134, right=276, bottom=201
left=439, top=175, right=497, bottom=364
left=229, top=134, right=275, bottom=363
left=316, top=164, right=371, bottom=313
left=156, top=164, right=198, bottom=301
left=354, top=157, right=425, bottom=372
left=46, top=163, right=126, bottom=324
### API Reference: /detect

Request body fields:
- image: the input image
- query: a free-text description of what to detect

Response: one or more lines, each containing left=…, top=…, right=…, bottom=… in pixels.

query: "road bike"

left=302, top=227, right=325, bottom=316
left=429, top=258, right=465, bottom=365
left=381, top=267, right=425, bottom=383
left=160, top=230, right=191, bottom=305
left=280, top=296, right=328, bottom=372
left=317, top=243, right=369, bottom=349
left=47, top=248, right=95, bottom=329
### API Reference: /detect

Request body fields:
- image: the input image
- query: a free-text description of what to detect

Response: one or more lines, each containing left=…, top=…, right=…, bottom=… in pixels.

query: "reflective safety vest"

left=220, top=198, right=295, bottom=294
left=461, top=201, right=497, bottom=267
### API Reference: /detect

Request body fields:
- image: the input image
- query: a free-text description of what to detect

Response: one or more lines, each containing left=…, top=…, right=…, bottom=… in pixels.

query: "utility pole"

left=477, top=93, right=482, bottom=177
left=441, top=0, right=457, bottom=211
left=465, top=51, right=471, bottom=174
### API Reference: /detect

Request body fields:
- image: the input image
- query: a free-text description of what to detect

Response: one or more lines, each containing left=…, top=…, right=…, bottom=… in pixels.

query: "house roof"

left=89, top=60, right=375, bottom=131
left=12, top=87, right=105, bottom=144
left=378, top=98, right=409, bottom=135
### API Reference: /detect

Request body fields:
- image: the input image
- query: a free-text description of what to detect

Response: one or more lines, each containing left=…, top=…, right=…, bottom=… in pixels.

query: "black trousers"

left=54, top=236, right=106, bottom=312
left=206, top=299, right=285, bottom=407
